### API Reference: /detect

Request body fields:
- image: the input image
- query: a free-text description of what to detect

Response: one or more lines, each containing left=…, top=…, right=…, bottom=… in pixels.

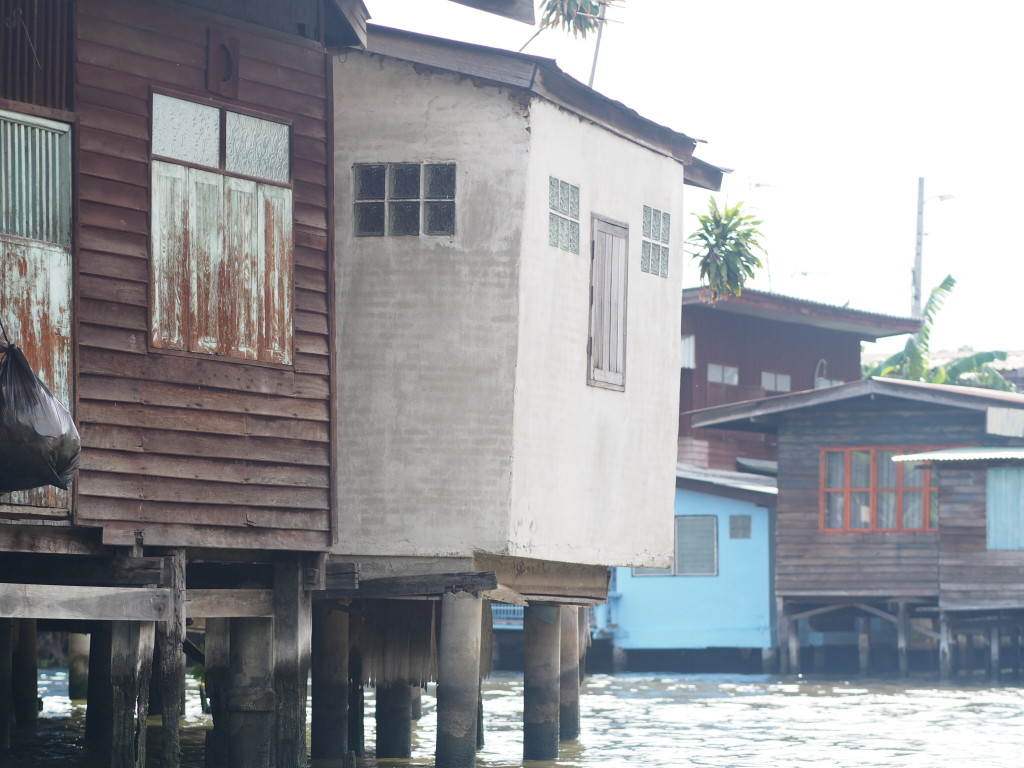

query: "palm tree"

left=686, top=198, right=766, bottom=303
left=865, top=275, right=1013, bottom=391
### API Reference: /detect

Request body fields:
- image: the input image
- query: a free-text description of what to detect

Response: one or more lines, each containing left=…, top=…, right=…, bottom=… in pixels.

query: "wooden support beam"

left=318, top=571, right=497, bottom=600
left=111, top=620, right=156, bottom=768
left=85, top=622, right=114, bottom=751
left=777, top=598, right=790, bottom=676
left=274, top=555, right=313, bottom=768
left=184, top=589, right=273, bottom=618
left=324, top=561, right=359, bottom=591
left=203, top=618, right=230, bottom=766
left=853, top=603, right=897, bottom=625
left=13, top=619, right=38, bottom=728
left=311, top=602, right=349, bottom=760
left=157, top=549, right=185, bottom=768
left=858, top=617, right=871, bottom=676
left=0, top=554, right=169, bottom=587
left=787, top=617, right=800, bottom=675
left=227, top=618, right=274, bottom=767
left=348, top=649, right=365, bottom=758
left=0, top=584, right=170, bottom=621
left=788, top=603, right=851, bottom=622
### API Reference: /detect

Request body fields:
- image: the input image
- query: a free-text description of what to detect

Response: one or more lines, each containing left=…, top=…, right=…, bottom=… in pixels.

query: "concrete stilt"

left=0, top=619, right=12, bottom=751
left=897, top=602, right=910, bottom=677
left=203, top=618, right=230, bottom=767
left=13, top=618, right=38, bottom=728
left=938, top=613, right=952, bottom=682
left=787, top=617, right=800, bottom=675
left=69, top=632, right=91, bottom=701
left=274, top=555, right=313, bottom=768
left=375, top=683, right=413, bottom=759
left=436, top=591, right=482, bottom=768
left=348, top=650, right=364, bottom=758
left=85, top=622, right=114, bottom=752
left=158, top=548, right=186, bottom=768
left=111, top=620, right=155, bottom=768
left=476, top=683, right=485, bottom=751
left=857, top=617, right=870, bottom=676
left=227, top=617, right=275, bottom=768
left=523, top=604, right=560, bottom=762
left=311, top=602, right=349, bottom=761
left=558, top=606, right=580, bottom=742
left=777, top=599, right=790, bottom=676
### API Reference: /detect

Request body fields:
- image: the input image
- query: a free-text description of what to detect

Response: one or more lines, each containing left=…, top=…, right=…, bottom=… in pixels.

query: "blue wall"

left=595, top=487, right=773, bottom=650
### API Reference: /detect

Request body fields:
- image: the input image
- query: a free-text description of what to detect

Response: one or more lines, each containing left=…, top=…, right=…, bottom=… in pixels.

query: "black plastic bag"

left=0, top=329, right=81, bottom=494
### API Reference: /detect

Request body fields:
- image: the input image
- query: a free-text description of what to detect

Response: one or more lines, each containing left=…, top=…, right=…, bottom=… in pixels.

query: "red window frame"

left=820, top=446, right=938, bottom=533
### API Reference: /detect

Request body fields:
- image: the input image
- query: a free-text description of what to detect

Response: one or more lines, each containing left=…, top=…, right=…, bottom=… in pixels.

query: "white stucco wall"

left=332, top=52, right=529, bottom=556
left=508, top=99, right=685, bottom=567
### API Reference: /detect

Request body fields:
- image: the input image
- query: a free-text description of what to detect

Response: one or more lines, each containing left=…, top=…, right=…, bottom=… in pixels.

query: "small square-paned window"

left=354, top=162, right=456, bottom=237
left=708, top=363, right=739, bottom=386
left=761, top=371, right=792, bottom=392
left=548, top=176, right=579, bottom=254
left=729, top=514, right=752, bottom=539
left=641, top=205, right=671, bottom=278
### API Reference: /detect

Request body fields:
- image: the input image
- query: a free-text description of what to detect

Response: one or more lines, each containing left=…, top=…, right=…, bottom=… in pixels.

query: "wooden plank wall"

left=937, top=466, right=1024, bottom=610
left=73, top=0, right=331, bottom=550
left=774, top=399, right=989, bottom=599
left=678, top=307, right=862, bottom=470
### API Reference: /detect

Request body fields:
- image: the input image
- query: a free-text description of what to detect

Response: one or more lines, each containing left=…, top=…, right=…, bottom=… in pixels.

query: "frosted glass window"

left=152, top=94, right=219, bottom=167
left=225, top=112, right=289, bottom=183
left=641, top=204, right=671, bottom=279
left=548, top=176, right=579, bottom=254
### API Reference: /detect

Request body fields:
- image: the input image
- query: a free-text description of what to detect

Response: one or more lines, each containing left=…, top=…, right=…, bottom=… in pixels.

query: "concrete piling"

left=375, top=682, right=413, bottom=758
left=558, top=606, right=580, bottom=741
left=436, top=591, right=482, bottom=768
left=523, top=604, right=560, bottom=761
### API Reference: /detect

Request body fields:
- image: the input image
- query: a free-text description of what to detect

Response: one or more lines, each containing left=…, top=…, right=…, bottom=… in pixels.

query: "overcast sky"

left=364, top=1, right=1024, bottom=355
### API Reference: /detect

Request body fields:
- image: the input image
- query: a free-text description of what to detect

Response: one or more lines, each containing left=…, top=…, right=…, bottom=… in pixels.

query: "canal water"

left=11, top=670, right=1024, bottom=767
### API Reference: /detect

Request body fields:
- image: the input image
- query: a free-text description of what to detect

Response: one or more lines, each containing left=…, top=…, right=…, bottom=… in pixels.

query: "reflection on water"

left=12, top=670, right=1024, bottom=767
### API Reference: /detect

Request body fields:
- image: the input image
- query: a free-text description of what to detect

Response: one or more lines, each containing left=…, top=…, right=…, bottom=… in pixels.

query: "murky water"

left=11, top=670, right=1024, bottom=767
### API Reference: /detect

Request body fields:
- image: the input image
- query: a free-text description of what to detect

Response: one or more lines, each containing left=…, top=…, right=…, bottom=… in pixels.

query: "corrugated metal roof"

left=676, top=463, right=777, bottom=495
left=893, top=447, right=1024, bottom=463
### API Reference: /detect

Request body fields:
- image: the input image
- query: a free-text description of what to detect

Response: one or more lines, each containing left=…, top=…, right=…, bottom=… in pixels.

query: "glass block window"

left=548, top=176, right=579, bottom=254
left=729, top=514, right=752, bottom=539
left=821, top=446, right=938, bottom=532
left=641, top=205, right=670, bottom=278
left=708, top=363, right=739, bottom=386
left=354, top=162, right=455, bottom=237
left=761, top=371, right=792, bottom=392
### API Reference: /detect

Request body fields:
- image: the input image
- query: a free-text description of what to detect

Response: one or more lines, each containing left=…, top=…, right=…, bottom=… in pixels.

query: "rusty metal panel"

left=150, top=161, right=189, bottom=351
left=0, top=109, right=72, bottom=515
left=258, top=183, right=292, bottom=365
left=0, top=237, right=73, bottom=513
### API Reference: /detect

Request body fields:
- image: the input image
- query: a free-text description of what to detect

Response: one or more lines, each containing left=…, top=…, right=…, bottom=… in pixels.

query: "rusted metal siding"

left=72, top=0, right=331, bottom=549
left=0, top=109, right=73, bottom=517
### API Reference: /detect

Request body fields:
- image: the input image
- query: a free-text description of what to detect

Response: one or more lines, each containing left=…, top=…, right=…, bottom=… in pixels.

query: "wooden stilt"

left=559, top=606, right=580, bottom=741
left=897, top=602, right=910, bottom=677
left=111, top=620, right=156, bottom=768
left=776, top=598, right=790, bottom=676
left=274, top=555, right=313, bottom=768
left=938, top=613, right=952, bottom=682
left=990, top=625, right=1001, bottom=683
left=13, top=618, right=38, bottom=728
left=375, top=683, right=413, bottom=759
left=69, top=632, right=91, bottom=701
left=523, top=604, right=560, bottom=761
left=0, top=619, right=12, bottom=751
left=86, top=622, right=114, bottom=752
left=436, top=591, right=483, bottom=768
left=858, top=617, right=870, bottom=676
left=157, top=548, right=185, bottom=768
left=203, top=618, right=230, bottom=768
left=761, top=647, right=777, bottom=675
left=227, top=617, right=275, bottom=768
left=410, top=686, right=423, bottom=720
left=348, top=650, right=364, bottom=758
left=311, top=602, right=349, bottom=761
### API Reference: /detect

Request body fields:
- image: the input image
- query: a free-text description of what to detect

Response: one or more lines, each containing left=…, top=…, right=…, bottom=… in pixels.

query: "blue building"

left=593, top=465, right=776, bottom=669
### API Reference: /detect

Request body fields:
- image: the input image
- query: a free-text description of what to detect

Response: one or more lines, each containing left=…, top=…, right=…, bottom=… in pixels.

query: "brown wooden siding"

left=774, top=400, right=990, bottom=599
left=72, top=0, right=331, bottom=549
left=679, top=306, right=862, bottom=470
left=937, top=466, right=1024, bottom=610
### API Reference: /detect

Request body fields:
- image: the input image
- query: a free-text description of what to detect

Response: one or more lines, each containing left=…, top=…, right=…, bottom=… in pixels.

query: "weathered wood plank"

left=319, top=571, right=497, bottom=600
left=184, top=589, right=272, bottom=618
left=0, top=585, right=170, bottom=621
left=0, top=554, right=168, bottom=587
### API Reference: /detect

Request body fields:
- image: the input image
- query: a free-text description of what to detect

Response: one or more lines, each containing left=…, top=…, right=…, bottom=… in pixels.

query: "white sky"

left=364, top=0, right=1024, bottom=355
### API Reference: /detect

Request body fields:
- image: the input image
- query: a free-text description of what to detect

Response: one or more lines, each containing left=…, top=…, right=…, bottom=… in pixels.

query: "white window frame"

left=708, top=362, right=739, bottom=386
left=761, top=371, right=792, bottom=393
left=588, top=215, right=628, bottom=390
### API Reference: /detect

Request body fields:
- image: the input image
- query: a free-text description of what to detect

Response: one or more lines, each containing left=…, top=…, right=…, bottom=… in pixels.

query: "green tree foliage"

left=686, top=198, right=765, bottom=303
left=864, top=275, right=1013, bottom=391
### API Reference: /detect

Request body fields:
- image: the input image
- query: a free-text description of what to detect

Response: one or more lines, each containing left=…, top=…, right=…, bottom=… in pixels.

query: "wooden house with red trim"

left=691, top=377, right=1024, bottom=677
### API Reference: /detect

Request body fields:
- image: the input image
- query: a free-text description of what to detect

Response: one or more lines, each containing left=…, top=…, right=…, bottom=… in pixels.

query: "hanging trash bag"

left=0, top=326, right=81, bottom=494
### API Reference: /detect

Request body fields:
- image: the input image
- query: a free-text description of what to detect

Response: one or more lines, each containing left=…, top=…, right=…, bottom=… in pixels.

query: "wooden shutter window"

left=588, top=216, right=628, bottom=390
